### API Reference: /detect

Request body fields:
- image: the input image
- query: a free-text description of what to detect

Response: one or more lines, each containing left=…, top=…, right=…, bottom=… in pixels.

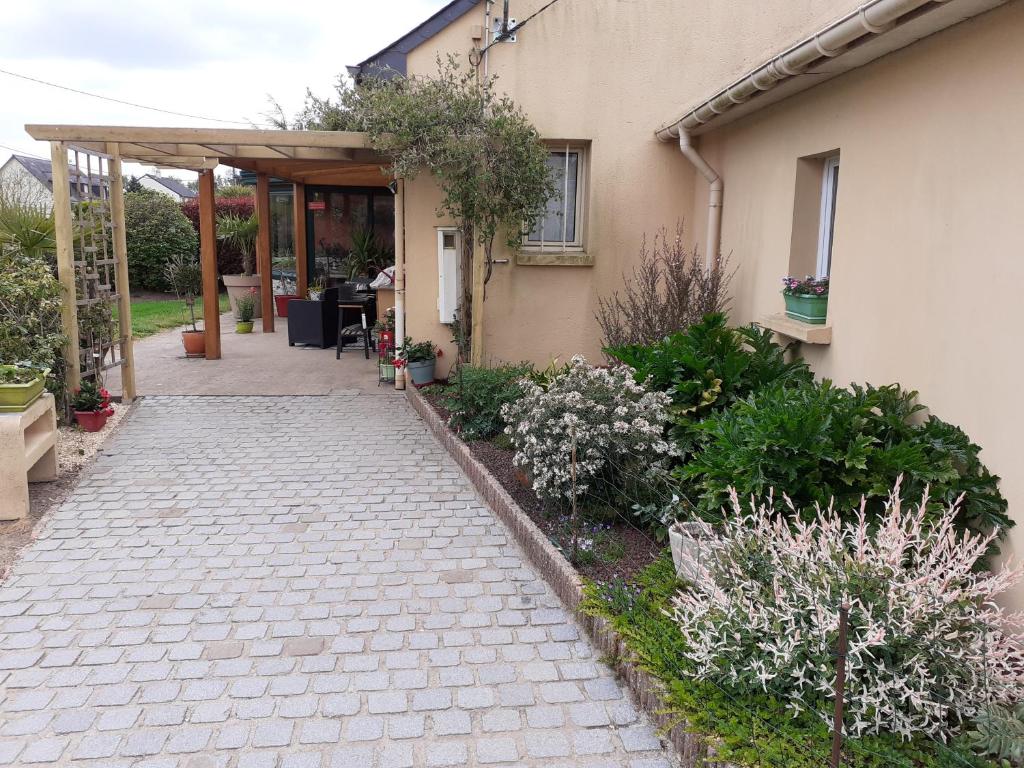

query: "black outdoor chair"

left=287, top=287, right=339, bottom=349
left=336, top=284, right=377, bottom=359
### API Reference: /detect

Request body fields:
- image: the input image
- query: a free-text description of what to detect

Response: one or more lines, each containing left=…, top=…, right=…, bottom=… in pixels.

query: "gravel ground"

left=0, top=401, right=130, bottom=582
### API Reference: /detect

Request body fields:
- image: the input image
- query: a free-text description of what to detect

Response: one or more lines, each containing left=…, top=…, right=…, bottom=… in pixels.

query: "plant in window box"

left=235, top=288, right=257, bottom=334
left=396, top=337, right=440, bottom=387
left=781, top=275, right=829, bottom=324
left=71, top=379, right=113, bottom=432
left=0, top=364, right=49, bottom=412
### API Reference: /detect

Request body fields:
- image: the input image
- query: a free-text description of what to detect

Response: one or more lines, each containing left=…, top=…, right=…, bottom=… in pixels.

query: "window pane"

left=528, top=151, right=578, bottom=243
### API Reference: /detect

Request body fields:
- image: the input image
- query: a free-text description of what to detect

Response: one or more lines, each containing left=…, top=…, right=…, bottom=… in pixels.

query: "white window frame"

left=816, top=155, right=840, bottom=279
left=437, top=228, right=461, bottom=325
left=523, top=143, right=587, bottom=253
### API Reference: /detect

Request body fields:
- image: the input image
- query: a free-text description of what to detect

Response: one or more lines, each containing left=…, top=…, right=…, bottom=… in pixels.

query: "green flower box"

left=0, top=366, right=47, bottom=413
left=783, top=292, right=828, bottom=325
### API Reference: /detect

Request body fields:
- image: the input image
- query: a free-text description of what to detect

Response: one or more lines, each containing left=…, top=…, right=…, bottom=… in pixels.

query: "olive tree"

left=295, top=57, right=556, bottom=361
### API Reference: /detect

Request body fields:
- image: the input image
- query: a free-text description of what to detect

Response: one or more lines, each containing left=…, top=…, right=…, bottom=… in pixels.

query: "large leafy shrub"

left=180, top=196, right=255, bottom=277
left=125, top=190, right=199, bottom=292
left=608, top=313, right=812, bottom=449
left=670, top=485, right=1024, bottom=740
left=596, top=225, right=733, bottom=347
left=440, top=363, right=533, bottom=441
left=0, top=247, right=66, bottom=396
left=501, top=356, right=672, bottom=503
left=682, top=380, right=1010, bottom=540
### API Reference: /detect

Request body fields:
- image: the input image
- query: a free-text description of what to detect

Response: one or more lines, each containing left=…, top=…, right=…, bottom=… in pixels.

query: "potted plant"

left=396, top=337, right=439, bottom=387
left=163, top=252, right=205, bottom=358
left=308, top=276, right=327, bottom=302
left=236, top=288, right=256, bottom=333
left=668, top=520, right=722, bottom=583
left=71, top=379, right=113, bottom=432
left=218, top=213, right=262, bottom=319
left=781, top=275, right=829, bottom=324
left=0, top=364, right=48, bottom=412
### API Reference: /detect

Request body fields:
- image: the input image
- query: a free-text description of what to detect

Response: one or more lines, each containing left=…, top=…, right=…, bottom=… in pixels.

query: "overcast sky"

left=0, top=0, right=449, bottom=179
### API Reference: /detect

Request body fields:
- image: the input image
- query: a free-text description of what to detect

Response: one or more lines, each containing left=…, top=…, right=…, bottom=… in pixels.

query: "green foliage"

left=124, top=190, right=199, bottom=292
left=298, top=56, right=556, bottom=348
left=344, top=228, right=393, bottom=279
left=235, top=290, right=257, bottom=323
left=965, top=704, right=1024, bottom=767
left=0, top=248, right=66, bottom=399
left=682, top=381, right=1011, bottom=543
left=397, top=338, right=436, bottom=363
left=440, top=363, right=533, bottom=441
left=0, top=202, right=55, bottom=261
left=216, top=213, right=259, bottom=275
left=0, top=364, right=45, bottom=384
left=215, top=183, right=252, bottom=199
left=581, top=553, right=995, bottom=768
left=607, top=313, right=812, bottom=450
left=70, top=379, right=110, bottom=413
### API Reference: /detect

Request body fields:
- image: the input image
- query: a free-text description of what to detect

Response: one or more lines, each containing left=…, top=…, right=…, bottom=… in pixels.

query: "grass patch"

left=580, top=553, right=992, bottom=768
left=116, top=294, right=230, bottom=339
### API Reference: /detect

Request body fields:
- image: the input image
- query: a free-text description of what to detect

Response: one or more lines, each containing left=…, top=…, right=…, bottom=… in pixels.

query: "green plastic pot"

left=783, top=292, right=828, bottom=325
left=0, top=366, right=47, bottom=413
left=236, top=321, right=254, bottom=334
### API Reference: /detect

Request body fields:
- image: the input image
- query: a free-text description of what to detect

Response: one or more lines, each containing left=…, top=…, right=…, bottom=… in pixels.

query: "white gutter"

left=655, top=0, right=955, bottom=140
left=676, top=129, right=722, bottom=267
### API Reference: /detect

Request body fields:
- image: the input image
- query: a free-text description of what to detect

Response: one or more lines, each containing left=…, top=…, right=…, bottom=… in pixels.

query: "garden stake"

left=570, top=439, right=579, bottom=564
left=831, top=603, right=850, bottom=768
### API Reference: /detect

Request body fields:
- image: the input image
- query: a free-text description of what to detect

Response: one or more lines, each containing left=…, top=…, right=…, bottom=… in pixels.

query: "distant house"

left=0, top=153, right=107, bottom=209
left=137, top=174, right=196, bottom=201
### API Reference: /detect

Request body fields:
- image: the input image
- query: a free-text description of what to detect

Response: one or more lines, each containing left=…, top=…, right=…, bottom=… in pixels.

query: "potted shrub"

left=308, top=276, right=326, bottom=302
left=71, top=379, right=113, bottom=432
left=218, top=213, right=262, bottom=319
left=781, top=275, right=829, bottom=324
left=236, top=288, right=256, bottom=333
left=396, top=337, right=438, bottom=387
left=163, top=252, right=205, bottom=358
left=0, top=364, right=48, bottom=412
left=668, top=520, right=722, bottom=583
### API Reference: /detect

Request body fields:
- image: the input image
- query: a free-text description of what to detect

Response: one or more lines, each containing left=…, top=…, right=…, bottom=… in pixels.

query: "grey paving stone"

left=0, top=395, right=674, bottom=768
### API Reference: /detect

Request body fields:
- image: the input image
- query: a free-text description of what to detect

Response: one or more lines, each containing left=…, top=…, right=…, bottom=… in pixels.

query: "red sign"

left=307, top=201, right=326, bottom=211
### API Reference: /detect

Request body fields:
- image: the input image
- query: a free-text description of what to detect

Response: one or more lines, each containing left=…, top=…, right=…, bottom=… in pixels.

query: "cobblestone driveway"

left=0, top=395, right=674, bottom=768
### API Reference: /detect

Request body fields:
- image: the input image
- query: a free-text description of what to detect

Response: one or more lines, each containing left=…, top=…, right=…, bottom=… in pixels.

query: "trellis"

left=49, top=142, right=136, bottom=402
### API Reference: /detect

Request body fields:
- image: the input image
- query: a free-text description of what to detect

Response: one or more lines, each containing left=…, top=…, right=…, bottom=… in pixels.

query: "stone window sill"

left=516, top=250, right=594, bottom=267
left=759, top=313, right=832, bottom=345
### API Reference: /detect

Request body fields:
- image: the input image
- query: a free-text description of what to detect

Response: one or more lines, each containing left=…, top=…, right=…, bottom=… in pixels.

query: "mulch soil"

left=421, top=387, right=662, bottom=583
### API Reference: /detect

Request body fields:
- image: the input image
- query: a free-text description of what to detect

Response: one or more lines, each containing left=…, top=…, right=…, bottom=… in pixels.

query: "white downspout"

left=677, top=127, right=722, bottom=268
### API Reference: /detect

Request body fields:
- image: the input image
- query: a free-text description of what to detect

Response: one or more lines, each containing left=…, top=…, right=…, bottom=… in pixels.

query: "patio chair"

left=336, top=284, right=377, bottom=360
left=287, top=287, right=339, bottom=349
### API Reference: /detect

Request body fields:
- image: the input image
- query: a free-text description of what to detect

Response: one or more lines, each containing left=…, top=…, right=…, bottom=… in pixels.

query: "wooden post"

left=49, top=142, right=80, bottom=393
left=293, top=182, right=308, bottom=298
left=830, top=604, right=850, bottom=768
left=469, top=238, right=485, bottom=367
left=393, top=179, right=406, bottom=391
left=198, top=170, right=221, bottom=360
left=106, top=144, right=136, bottom=402
left=256, top=173, right=274, bottom=333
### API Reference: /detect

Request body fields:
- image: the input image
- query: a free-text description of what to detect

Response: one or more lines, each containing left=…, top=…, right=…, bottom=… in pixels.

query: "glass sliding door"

left=305, top=186, right=395, bottom=284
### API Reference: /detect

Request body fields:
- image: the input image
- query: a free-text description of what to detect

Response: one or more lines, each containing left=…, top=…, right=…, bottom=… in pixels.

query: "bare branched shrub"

left=596, top=224, right=734, bottom=348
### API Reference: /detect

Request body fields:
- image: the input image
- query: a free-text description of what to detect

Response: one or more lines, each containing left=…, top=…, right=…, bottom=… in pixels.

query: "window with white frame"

left=525, top=144, right=586, bottom=251
left=816, top=155, right=840, bottom=278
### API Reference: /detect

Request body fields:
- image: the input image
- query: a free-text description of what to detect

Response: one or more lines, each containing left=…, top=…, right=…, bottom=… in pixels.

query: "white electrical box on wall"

left=437, top=229, right=460, bottom=325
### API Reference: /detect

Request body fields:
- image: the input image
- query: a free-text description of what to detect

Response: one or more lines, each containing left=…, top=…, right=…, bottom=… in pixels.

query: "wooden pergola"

left=25, top=125, right=407, bottom=391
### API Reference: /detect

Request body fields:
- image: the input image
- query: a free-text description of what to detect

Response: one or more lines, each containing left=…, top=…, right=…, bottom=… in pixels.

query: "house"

left=137, top=173, right=196, bottom=201
left=0, top=153, right=106, bottom=208
left=352, top=0, right=1024, bottom=592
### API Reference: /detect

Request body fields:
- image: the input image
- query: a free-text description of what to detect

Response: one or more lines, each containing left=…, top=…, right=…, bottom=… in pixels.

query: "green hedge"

left=125, top=190, right=199, bottom=293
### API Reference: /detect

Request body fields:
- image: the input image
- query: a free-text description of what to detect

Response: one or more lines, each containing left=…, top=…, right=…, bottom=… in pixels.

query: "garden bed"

left=421, top=387, right=661, bottom=583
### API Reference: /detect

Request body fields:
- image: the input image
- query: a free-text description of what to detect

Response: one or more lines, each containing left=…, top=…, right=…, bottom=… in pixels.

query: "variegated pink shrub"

left=669, top=481, right=1024, bottom=740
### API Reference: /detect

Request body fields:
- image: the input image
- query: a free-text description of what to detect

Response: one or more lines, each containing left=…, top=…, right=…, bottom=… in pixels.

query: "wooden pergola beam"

left=106, top=144, right=136, bottom=402
left=293, top=183, right=308, bottom=298
left=256, top=173, right=274, bottom=333
left=26, top=125, right=371, bottom=149
left=49, top=141, right=80, bottom=393
left=198, top=170, right=221, bottom=360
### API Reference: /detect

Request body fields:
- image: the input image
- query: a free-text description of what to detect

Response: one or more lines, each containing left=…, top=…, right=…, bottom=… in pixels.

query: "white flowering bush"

left=501, top=355, right=672, bottom=503
left=669, top=481, right=1024, bottom=741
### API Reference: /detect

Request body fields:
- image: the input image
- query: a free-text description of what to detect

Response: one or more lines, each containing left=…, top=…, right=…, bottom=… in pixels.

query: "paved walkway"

left=0, top=395, right=674, bottom=767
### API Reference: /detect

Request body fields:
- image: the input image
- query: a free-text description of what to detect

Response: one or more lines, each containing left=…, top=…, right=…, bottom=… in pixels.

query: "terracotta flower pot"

left=182, top=330, right=206, bottom=358
left=274, top=294, right=299, bottom=318
left=75, top=410, right=109, bottom=433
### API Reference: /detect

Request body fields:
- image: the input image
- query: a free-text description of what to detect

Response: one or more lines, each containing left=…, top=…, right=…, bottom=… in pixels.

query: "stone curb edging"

left=406, top=386, right=735, bottom=768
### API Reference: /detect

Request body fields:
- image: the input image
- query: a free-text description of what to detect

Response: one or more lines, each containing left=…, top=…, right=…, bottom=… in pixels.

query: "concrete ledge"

left=407, top=386, right=735, bottom=768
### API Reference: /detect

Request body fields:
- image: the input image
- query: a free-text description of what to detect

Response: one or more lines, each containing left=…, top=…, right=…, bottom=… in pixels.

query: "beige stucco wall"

left=398, top=0, right=1024, bottom=595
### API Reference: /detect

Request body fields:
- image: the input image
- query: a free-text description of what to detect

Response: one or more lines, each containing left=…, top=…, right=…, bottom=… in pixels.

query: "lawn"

left=118, top=294, right=230, bottom=339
